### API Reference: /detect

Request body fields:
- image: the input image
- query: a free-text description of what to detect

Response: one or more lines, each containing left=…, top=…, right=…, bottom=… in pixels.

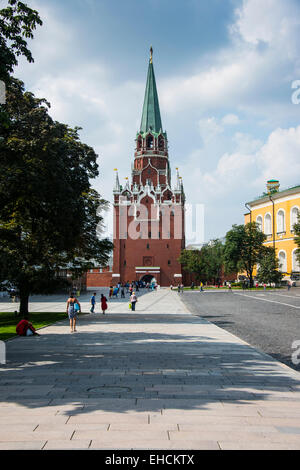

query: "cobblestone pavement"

left=1, top=289, right=300, bottom=450
left=181, top=289, right=300, bottom=372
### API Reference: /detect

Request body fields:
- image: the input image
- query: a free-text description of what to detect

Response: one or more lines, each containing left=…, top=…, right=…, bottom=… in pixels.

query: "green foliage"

left=293, top=210, right=300, bottom=266
left=179, top=239, right=224, bottom=283
left=0, top=79, right=113, bottom=315
left=256, top=246, right=283, bottom=285
left=0, top=0, right=42, bottom=83
left=224, top=222, right=266, bottom=287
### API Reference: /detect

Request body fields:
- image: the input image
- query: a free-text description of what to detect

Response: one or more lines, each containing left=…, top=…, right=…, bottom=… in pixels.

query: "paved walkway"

left=1, top=289, right=300, bottom=450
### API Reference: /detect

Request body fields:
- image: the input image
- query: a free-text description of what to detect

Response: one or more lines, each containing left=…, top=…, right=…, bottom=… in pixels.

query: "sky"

left=11, top=0, right=300, bottom=243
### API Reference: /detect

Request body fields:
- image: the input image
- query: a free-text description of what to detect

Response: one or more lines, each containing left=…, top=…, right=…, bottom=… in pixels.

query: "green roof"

left=248, top=183, right=300, bottom=204
left=140, top=59, right=163, bottom=134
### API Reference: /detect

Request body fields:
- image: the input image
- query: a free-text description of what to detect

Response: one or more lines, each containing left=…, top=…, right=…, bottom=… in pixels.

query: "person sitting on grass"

left=16, top=317, right=40, bottom=336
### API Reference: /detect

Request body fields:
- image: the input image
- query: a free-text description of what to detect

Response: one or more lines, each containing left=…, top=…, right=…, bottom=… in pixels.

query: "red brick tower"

left=112, top=48, right=185, bottom=287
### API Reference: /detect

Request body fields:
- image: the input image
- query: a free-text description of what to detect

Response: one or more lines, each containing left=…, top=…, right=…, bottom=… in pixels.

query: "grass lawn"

left=0, top=311, right=70, bottom=342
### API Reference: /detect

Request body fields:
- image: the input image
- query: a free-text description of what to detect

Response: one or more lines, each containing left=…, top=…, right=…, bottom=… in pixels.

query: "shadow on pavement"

left=1, top=312, right=300, bottom=416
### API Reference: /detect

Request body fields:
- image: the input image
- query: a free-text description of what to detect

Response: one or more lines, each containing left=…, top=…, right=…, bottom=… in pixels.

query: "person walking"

left=101, top=294, right=108, bottom=315
left=109, top=286, right=113, bottom=299
left=66, top=293, right=81, bottom=333
left=130, top=292, right=138, bottom=311
left=121, top=285, right=125, bottom=298
left=90, top=292, right=96, bottom=313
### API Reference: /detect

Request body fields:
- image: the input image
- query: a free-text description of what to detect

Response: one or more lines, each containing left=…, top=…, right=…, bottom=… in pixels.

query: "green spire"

left=140, top=47, right=163, bottom=135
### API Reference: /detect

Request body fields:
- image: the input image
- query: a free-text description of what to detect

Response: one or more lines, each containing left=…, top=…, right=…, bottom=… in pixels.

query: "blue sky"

left=14, top=0, right=300, bottom=243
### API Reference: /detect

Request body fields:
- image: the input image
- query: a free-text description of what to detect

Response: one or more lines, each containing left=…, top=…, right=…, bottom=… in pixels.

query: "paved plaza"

left=1, top=288, right=300, bottom=450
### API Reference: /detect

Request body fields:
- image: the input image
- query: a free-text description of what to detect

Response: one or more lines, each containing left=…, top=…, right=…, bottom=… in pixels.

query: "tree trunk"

left=19, top=291, right=29, bottom=318
left=249, top=270, right=253, bottom=288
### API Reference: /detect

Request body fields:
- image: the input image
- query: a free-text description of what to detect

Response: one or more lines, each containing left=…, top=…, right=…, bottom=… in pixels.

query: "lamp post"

left=245, top=203, right=253, bottom=288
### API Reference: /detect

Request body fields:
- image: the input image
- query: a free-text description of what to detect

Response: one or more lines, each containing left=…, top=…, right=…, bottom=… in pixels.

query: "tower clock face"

left=144, top=257, right=153, bottom=267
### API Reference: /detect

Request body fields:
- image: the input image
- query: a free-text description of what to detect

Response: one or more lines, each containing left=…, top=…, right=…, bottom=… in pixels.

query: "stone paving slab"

left=1, top=289, right=300, bottom=449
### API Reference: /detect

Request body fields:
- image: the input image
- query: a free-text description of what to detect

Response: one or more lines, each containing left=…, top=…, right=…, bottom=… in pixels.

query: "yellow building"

left=244, top=180, right=300, bottom=283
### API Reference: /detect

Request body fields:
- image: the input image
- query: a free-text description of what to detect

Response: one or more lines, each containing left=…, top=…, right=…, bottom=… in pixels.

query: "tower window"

left=147, top=243, right=150, bottom=249
left=146, top=135, right=154, bottom=149
left=158, top=135, right=164, bottom=150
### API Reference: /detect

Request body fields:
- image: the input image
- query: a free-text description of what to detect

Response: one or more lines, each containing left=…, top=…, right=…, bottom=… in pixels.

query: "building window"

left=277, top=209, right=285, bottom=233
left=147, top=243, right=150, bottom=249
left=256, top=215, right=263, bottom=232
left=124, top=260, right=126, bottom=266
left=278, top=250, right=287, bottom=273
left=168, top=260, right=171, bottom=265
left=291, top=206, right=299, bottom=231
left=264, top=213, right=272, bottom=235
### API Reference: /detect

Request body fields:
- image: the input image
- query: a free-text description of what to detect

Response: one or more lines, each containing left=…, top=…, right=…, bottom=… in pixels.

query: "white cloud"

left=222, top=113, right=241, bottom=125
left=232, top=0, right=300, bottom=63
left=256, top=125, right=300, bottom=186
left=198, top=117, right=223, bottom=143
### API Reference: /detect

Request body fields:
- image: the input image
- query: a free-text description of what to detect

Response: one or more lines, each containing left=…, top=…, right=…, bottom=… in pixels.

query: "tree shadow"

left=1, top=313, right=300, bottom=417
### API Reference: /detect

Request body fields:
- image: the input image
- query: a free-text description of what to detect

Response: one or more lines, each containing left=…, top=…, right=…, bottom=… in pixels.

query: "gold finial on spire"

left=150, top=46, right=153, bottom=64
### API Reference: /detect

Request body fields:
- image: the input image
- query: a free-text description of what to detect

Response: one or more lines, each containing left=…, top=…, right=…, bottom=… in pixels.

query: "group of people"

left=14, top=280, right=150, bottom=337
left=107, top=285, right=139, bottom=311
left=108, top=280, right=154, bottom=299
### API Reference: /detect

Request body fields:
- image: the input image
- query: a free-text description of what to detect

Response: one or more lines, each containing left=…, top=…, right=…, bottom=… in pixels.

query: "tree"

left=224, top=222, right=266, bottom=288
left=179, top=239, right=224, bottom=284
left=293, top=210, right=300, bottom=266
left=179, top=249, right=206, bottom=282
left=0, top=79, right=113, bottom=316
left=256, top=246, right=282, bottom=285
left=0, top=0, right=42, bottom=83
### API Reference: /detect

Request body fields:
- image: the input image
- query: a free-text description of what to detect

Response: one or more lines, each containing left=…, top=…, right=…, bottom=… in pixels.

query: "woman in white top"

left=130, top=292, right=137, bottom=311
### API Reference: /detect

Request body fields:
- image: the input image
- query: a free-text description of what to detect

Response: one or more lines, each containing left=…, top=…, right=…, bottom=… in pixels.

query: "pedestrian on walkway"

left=121, top=285, right=125, bottom=298
left=66, top=293, right=81, bottom=333
left=113, top=286, right=119, bottom=298
left=101, top=294, right=108, bottom=315
left=130, top=292, right=138, bottom=311
left=200, top=282, right=204, bottom=292
left=90, top=292, right=96, bottom=313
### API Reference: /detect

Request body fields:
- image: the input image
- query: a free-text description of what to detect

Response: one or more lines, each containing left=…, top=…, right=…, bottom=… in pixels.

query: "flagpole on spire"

left=150, top=46, right=153, bottom=64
